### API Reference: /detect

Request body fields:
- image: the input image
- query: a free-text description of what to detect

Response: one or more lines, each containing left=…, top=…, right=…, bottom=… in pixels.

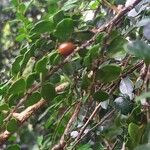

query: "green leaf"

left=124, top=40, right=150, bottom=62
left=81, top=75, right=91, bottom=90
left=134, top=144, right=150, bottom=150
left=128, top=123, right=141, bottom=147
left=0, top=104, right=9, bottom=111
left=20, top=48, right=34, bottom=73
left=11, top=55, right=23, bottom=76
left=74, top=30, right=94, bottom=42
left=35, top=56, right=48, bottom=73
left=26, top=73, right=39, bottom=89
left=19, top=3, right=26, bottom=14
left=108, top=34, right=126, bottom=56
left=7, top=144, right=20, bottom=150
left=48, top=2, right=58, bottom=14
left=0, top=113, right=4, bottom=126
left=89, top=0, right=99, bottom=9
left=16, top=33, right=26, bottom=42
left=114, top=96, right=133, bottom=115
left=41, top=83, right=56, bottom=101
left=63, top=63, right=74, bottom=75
left=7, top=119, right=19, bottom=133
left=93, top=90, right=109, bottom=102
left=136, top=91, right=150, bottom=102
left=96, top=65, right=121, bottom=83
left=77, top=144, right=92, bottom=150
left=0, top=83, right=10, bottom=96
left=53, top=10, right=65, bottom=25
left=49, top=52, right=61, bottom=66
left=62, top=0, right=78, bottom=11
left=11, top=0, right=19, bottom=7
left=8, top=94, right=22, bottom=107
left=25, top=92, right=41, bottom=106
left=31, top=20, right=54, bottom=34
left=83, top=44, right=101, bottom=68
left=22, top=57, right=35, bottom=77
left=50, top=73, right=60, bottom=84
left=55, top=18, right=74, bottom=40
left=8, top=78, right=26, bottom=95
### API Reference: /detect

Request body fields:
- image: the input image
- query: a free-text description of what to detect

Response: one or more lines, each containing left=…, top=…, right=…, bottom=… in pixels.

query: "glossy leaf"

left=134, top=144, right=150, bottom=150
left=0, top=104, right=9, bottom=111
left=31, top=20, right=54, bottom=34
left=26, top=73, right=39, bottom=89
left=8, top=78, right=26, bottom=95
left=128, top=123, right=141, bottom=147
left=124, top=40, right=150, bottom=61
left=53, top=10, right=65, bottom=24
left=35, top=56, right=48, bottom=73
left=11, top=55, right=23, bottom=76
left=96, top=65, right=121, bottom=83
left=119, top=77, right=134, bottom=99
left=25, top=92, right=41, bottom=106
left=41, top=83, right=56, bottom=101
left=93, top=90, right=109, bottom=102
left=55, top=18, right=74, bottom=40
left=7, top=144, right=20, bottom=150
left=7, top=119, right=19, bottom=133
left=114, top=96, right=133, bottom=115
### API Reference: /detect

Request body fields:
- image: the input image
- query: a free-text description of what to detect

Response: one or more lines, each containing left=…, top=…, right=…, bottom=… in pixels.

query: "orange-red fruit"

left=58, top=42, right=75, bottom=57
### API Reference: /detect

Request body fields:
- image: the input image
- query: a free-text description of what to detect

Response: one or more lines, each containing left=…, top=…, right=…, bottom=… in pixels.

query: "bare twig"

left=72, top=109, right=115, bottom=149
left=51, top=102, right=81, bottom=150
left=0, top=99, right=46, bottom=145
left=0, top=0, right=142, bottom=146
left=4, top=82, right=69, bottom=122
left=75, top=103, right=102, bottom=142
left=102, top=0, right=120, bottom=13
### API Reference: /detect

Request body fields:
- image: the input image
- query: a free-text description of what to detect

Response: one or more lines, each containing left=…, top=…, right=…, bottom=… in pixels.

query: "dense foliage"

left=0, top=0, right=150, bottom=150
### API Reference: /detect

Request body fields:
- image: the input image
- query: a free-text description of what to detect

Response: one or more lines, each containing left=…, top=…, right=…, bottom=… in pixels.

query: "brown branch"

left=96, top=0, right=142, bottom=33
left=0, top=0, right=142, bottom=147
left=55, top=82, right=69, bottom=93
left=51, top=102, right=81, bottom=150
left=0, top=131, right=11, bottom=145
left=72, top=109, right=115, bottom=149
left=108, top=61, right=144, bottom=94
left=102, top=0, right=120, bottom=13
left=4, top=82, right=69, bottom=123
left=0, top=99, right=46, bottom=145
left=75, top=103, right=102, bottom=142
left=51, top=1, right=142, bottom=149
left=121, top=61, right=144, bottom=78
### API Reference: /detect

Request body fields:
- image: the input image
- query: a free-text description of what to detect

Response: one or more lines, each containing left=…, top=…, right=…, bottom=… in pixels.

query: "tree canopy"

left=0, top=0, right=150, bottom=150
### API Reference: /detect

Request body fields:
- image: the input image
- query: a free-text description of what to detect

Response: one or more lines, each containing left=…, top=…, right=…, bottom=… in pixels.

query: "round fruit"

left=58, top=42, right=75, bottom=57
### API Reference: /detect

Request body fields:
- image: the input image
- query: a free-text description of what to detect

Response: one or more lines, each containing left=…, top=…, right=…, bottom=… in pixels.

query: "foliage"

left=0, top=0, right=150, bottom=150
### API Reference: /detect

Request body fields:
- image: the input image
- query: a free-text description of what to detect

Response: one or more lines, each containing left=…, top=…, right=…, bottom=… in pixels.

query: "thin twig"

left=0, top=99, right=46, bottom=145
left=51, top=102, right=81, bottom=150
left=71, top=109, right=115, bottom=149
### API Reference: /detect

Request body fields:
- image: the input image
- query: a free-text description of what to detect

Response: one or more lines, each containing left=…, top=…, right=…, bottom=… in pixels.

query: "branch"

left=96, top=0, right=142, bottom=32
left=102, top=0, right=120, bottom=13
left=0, top=0, right=142, bottom=146
left=4, top=82, right=69, bottom=122
left=75, top=103, right=101, bottom=142
left=0, top=99, right=46, bottom=145
left=72, top=109, right=115, bottom=149
left=50, top=1, right=142, bottom=149
left=51, top=102, right=81, bottom=150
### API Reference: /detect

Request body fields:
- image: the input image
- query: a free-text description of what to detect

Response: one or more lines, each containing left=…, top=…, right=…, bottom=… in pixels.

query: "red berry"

left=58, top=42, right=75, bottom=57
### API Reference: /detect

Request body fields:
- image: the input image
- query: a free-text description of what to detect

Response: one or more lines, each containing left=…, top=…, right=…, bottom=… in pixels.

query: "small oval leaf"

left=41, top=83, right=56, bottom=101
left=7, top=119, right=19, bottom=133
left=96, top=65, right=121, bottom=83
left=8, top=78, right=26, bottom=95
